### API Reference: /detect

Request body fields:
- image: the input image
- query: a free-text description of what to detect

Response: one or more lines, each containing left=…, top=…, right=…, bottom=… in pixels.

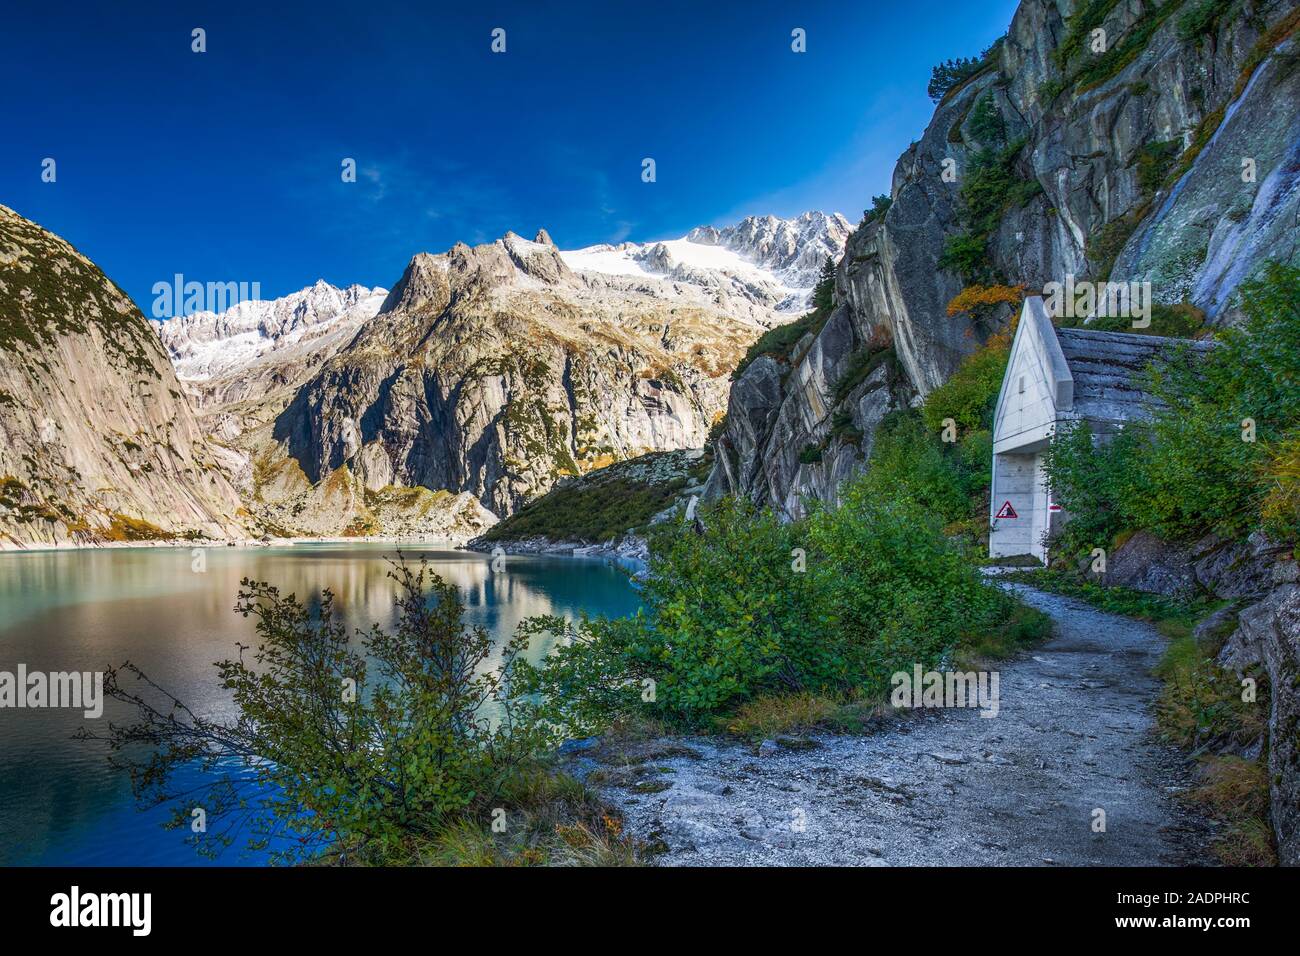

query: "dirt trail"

left=585, top=584, right=1207, bottom=866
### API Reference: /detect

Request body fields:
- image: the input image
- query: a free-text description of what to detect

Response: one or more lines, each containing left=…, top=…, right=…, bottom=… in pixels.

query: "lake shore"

left=465, top=532, right=649, bottom=570
left=0, top=534, right=469, bottom=554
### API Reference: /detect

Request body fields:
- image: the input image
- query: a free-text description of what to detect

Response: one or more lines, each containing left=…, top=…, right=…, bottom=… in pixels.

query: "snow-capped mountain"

left=687, top=211, right=852, bottom=291
left=155, top=280, right=386, bottom=407
left=561, top=211, right=851, bottom=312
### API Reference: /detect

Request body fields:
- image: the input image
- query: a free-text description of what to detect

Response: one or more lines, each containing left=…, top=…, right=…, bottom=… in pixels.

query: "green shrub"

left=801, top=481, right=1014, bottom=690
left=1053, top=0, right=1123, bottom=71
left=518, top=498, right=819, bottom=729
left=521, top=486, right=1022, bottom=731
left=863, top=194, right=892, bottom=224
left=832, top=345, right=896, bottom=404
left=1136, top=139, right=1180, bottom=193
left=939, top=138, right=1040, bottom=284
left=1041, top=421, right=1145, bottom=555
left=1074, top=1, right=1186, bottom=92
left=1037, top=77, right=1067, bottom=104
left=733, top=259, right=838, bottom=380
left=921, top=328, right=1012, bottom=433
left=85, top=559, right=557, bottom=863
left=856, top=412, right=974, bottom=525
left=1044, top=262, right=1300, bottom=549
left=1178, top=0, right=1236, bottom=41
left=732, top=312, right=821, bottom=379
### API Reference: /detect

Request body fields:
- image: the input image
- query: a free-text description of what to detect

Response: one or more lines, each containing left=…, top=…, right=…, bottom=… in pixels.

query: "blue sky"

left=0, top=0, right=1019, bottom=311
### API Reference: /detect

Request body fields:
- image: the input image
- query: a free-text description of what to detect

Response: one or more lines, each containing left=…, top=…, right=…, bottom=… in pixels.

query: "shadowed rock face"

left=0, top=205, right=246, bottom=547
left=272, top=232, right=764, bottom=517
left=709, top=0, right=1300, bottom=518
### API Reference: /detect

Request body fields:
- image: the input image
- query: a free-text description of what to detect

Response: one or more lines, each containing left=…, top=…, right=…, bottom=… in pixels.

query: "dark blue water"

left=0, top=543, right=640, bottom=865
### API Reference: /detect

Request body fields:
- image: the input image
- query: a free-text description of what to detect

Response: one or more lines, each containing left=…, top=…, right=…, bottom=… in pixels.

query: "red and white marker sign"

left=995, top=500, right=1018, bottom=519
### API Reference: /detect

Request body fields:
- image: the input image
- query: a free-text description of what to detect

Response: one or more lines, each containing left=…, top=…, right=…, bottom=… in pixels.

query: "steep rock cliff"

left=709, top=0, right=1300, bottom=517
left=0, top=205, right=246, bottom=548
left=271, top=231, right=767, bottom=517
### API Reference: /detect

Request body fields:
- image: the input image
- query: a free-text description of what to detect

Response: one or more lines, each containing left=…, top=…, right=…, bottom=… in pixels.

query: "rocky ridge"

left=157, top=280, right=387, bottom=409
left=708, top=0, right=1300, bottom=518
left=0, top=204, right=247, bottom=548
left=260, top=230, right=770, bottom=526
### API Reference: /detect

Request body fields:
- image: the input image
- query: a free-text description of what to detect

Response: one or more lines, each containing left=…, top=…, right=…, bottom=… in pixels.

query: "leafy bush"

left=1052, top=0, right=1123, bottom=71
left=1037, top=77, right=1067, bottom=104
left=939, top=137, right=1041, bottom=284
left=801, top=482, right=1014, bottom=690
left=1133, top=265, right=1300, bottom=540
left=1136, top=139, right=1181, bottom=193
left=1041, top=421, right=1145, bottom=555
left=1261, top=435, right=1300, bottom=540
left=1178, top=0, right=1236, bottom=42
left=831, top=344, right=897, bottom=404
left=798, top=443, right=823, bottom=464
left=1085, top=203, right=1149, bottom=281
left=863, top=194, right=892, bottom=224
left=1043, top=262, right=1300, bottom=550
left=945, top=283, right=1025, bottom=325
left=85, top=559, right=557, bottom=864
left=920, top=326, right=1013, bottom=433
left=1073, top=1, right=1186, bottom=92
left=521, top=487, right=1022, bottom=731
left=855, top=411, right=978, bottom=524
left=733, top=258, right=837, bottom=379
left=519, top=498, right=819, bottom=729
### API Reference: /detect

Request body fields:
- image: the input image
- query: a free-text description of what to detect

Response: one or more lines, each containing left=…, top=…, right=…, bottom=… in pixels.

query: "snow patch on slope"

left=157, top=280, right=387, bottom=382
left=561, top=211, right=851, bottom=312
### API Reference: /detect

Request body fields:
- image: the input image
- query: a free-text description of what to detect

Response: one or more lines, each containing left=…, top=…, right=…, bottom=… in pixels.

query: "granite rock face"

left=1106, top=527, right=1300, bottom=864
left=161, top=216, right=844, bottom=538
left=709, top=0, right=1300, bottom=517
left=1219, top=577, right=1300, bottom=866
left=271, top=232, right=765, bottom=518
left=156, top=280, right=387, bottom=409
left=0, top=205, right=246, bottom=548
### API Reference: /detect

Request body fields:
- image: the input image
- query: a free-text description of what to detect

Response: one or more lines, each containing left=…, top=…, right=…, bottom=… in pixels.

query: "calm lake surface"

left=0, top=543, right=641, bottom=866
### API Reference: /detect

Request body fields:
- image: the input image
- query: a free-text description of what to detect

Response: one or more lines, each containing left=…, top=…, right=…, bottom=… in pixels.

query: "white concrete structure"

left=989, top=297, right=1212, bottom=562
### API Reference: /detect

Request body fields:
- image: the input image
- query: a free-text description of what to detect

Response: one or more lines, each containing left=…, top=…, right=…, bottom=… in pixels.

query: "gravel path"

left=582, top=584, right=1208, bottom=866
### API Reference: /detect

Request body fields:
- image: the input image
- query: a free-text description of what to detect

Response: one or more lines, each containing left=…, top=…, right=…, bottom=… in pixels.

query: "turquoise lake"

left=0, top=543, right=641, bottom=865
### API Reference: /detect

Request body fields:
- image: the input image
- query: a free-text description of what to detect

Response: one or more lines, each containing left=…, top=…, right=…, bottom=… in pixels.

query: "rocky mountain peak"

left=561, top=210, right=852, bottom=311
left=157, top=280, right=387, bottom=394
left=499, top=231, right=575, bottom=285
left=381, top=252, right=451, bottom=315
left=685, top=211, right=853, bottom=289
left=0, top=205, right=246, bottom=547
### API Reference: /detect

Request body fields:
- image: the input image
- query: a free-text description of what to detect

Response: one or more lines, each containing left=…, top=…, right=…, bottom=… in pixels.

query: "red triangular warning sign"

left=996, top=500, right=1018, bottom=519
